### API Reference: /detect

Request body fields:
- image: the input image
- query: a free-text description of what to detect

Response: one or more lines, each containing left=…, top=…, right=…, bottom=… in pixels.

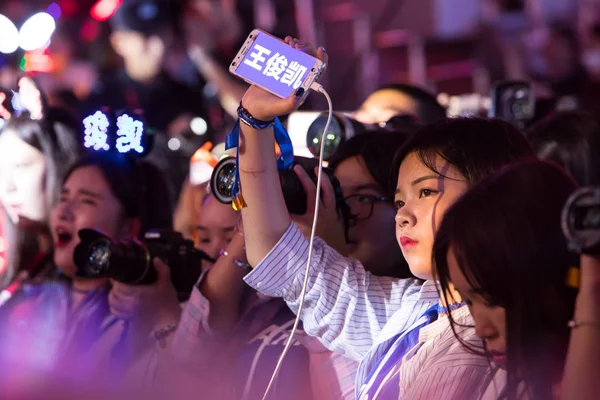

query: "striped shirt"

left=244, top=222, right=499, bottom=399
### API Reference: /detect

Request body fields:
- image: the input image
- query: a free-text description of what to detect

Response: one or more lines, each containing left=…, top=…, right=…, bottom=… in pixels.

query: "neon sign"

left=116, top=114, right=144, bottom=153
left=83, top=111, right=110, bottom=151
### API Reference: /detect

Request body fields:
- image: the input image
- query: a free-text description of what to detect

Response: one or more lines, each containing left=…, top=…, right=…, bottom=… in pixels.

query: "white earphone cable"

left=260, top=82, right=333, bottom=400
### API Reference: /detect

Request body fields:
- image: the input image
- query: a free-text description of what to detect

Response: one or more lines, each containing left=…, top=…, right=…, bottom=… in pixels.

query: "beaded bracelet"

left=568, top=320, right=600, bottom=329
left=237, top=103, right=275, bottom=130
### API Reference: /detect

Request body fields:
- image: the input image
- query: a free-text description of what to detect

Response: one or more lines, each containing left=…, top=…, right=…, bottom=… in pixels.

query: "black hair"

left=528, top=110, right=600, bottom=186
left=62, top=154, right=173, bottom=238
left=377, top=83, right=447, bottom=125
left=433, top=160, right=578, bottom=400
left=391, top=117, right=534, bottom=190
left=110, top=0, right=183, bottom=37
left=1, top=111, right=81, bottom=287
left=328, top=130, right=411, bottom=197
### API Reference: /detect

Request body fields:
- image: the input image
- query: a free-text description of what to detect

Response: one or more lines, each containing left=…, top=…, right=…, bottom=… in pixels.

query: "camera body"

left=210, top=155, right=346, bottom=216
left=74, top=229, right=213, bottom=302
left=489, top=80, right=535, bottom=130
left=561, top=186, right=600, bottom=256
left=305, top=112, right=419, bottom=160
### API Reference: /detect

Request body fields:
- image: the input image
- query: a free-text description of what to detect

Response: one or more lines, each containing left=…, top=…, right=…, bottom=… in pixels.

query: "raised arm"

left=237, top=39, right=328, bottom=267
left=236, top=38, right=431, bottom=360
left=562, top=254, right=600, bottom=400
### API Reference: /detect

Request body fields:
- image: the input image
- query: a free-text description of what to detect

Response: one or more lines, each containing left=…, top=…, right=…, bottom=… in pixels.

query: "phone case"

left=229, top=29, right=325, bottom=101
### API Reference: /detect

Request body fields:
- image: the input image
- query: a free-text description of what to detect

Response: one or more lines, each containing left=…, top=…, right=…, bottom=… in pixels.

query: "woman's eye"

left=358, top=196, right=372, bottom=204
left=81, top=199, right=97, bottom=206
left=419, top=188, right=437, bottom=198
left=394, top=200, right=404, bottom=211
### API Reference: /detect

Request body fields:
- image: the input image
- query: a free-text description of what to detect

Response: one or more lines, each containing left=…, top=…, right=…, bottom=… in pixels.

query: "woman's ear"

left=119, top=217, right=142, bottom=239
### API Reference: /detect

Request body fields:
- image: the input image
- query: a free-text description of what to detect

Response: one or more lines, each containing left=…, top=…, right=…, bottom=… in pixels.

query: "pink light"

left=90, top=0, right=123, bottom=22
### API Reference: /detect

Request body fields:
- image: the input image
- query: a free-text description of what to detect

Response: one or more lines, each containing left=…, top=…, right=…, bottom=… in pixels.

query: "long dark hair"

left=433, top=160, right=578, bottom=400
left=528, top=110, right=600, bottom=186
left=63, top=154, right=173, bottom=237
left=329, top=130, right=411, bottom=198
left=391, top=117, right=535, bottom=188
left=1, top=111, right=81, bottom=287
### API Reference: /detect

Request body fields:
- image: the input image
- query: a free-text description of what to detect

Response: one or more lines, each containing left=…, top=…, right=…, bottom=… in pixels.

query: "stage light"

left=91, top=0, right=123, bottom=21
left=0, top=14, right=19, bottom=54
left=46, top=3, right=62, bottom=20
left=19, top=13, right=56, bottom=52
left=190, top=117, right=208, bottom=135
left=21, top=50, right=56, bottom=73
left=168, top=138, right=181, bottom=151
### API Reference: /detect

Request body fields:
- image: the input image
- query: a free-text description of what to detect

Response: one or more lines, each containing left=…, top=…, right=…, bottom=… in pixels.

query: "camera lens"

left=210, top=157, right=237, bottom=204
left=562, top=186, right=600, bottom=254
left=84, top=238, right=112, bottom=275
left=306, top=113, right=345, bottom=160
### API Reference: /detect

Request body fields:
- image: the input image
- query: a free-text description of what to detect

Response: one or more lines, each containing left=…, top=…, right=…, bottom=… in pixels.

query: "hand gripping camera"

left=210, top=155, right=348, bottom=216
left=74, top=229, right=215, bottom=302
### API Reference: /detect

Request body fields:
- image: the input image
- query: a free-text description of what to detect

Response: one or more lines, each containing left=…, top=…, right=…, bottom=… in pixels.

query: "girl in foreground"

left=232, top=37, right=534, bottom=398
left=433, top=166, right=598, bottom=399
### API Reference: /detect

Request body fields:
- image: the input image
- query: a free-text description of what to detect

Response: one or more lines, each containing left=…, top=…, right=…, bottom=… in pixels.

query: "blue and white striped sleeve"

left=243, top=222, right=424, bottom=361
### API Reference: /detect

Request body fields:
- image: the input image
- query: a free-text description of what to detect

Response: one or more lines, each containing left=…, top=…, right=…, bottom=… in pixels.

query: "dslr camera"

left=74, top=229, right=214, bottom=302
left=304, top=112, right=419, bottom=160
left=562, top=186, right=600, bottom=255
left=489, top=80, right=535, bottom=131
left=210, top=155, right=349, bottom=217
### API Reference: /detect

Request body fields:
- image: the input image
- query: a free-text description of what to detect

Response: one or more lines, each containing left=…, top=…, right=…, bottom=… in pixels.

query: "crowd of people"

left=0, top=0, right=599, bottom=399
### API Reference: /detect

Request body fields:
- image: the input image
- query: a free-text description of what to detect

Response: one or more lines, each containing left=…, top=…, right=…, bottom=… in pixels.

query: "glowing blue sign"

left=116, top=114, right=144, bottom=154
left=83, top=111, right=110, bottom=151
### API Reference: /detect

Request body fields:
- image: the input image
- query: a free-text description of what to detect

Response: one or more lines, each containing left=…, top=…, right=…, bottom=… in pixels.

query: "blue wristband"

left=237, top=104, right=275, bottom=130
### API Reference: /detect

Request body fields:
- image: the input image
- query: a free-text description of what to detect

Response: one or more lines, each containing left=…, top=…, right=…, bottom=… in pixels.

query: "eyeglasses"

left=343, top=194, right=393, bottom=220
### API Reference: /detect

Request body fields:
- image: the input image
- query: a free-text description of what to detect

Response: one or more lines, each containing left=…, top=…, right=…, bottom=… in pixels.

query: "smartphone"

left=230, top=29, right=325, bottom=101
left=489, top=80, right=534, bottom=130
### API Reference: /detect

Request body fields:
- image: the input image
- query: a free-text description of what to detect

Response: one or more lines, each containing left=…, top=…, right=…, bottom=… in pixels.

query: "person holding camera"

left=0, top=153, right=177, bottom=388
left=232, top=36, right=536, bottom=398
left=432, top=159, right=600, bottom=399
left=119, top=186, right=356, bottom=399
left=313, top=131, right=413, bottom=278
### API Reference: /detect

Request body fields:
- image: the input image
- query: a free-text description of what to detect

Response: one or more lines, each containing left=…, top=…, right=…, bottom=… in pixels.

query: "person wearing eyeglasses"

left=327, top=131, right=413, bottom=278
